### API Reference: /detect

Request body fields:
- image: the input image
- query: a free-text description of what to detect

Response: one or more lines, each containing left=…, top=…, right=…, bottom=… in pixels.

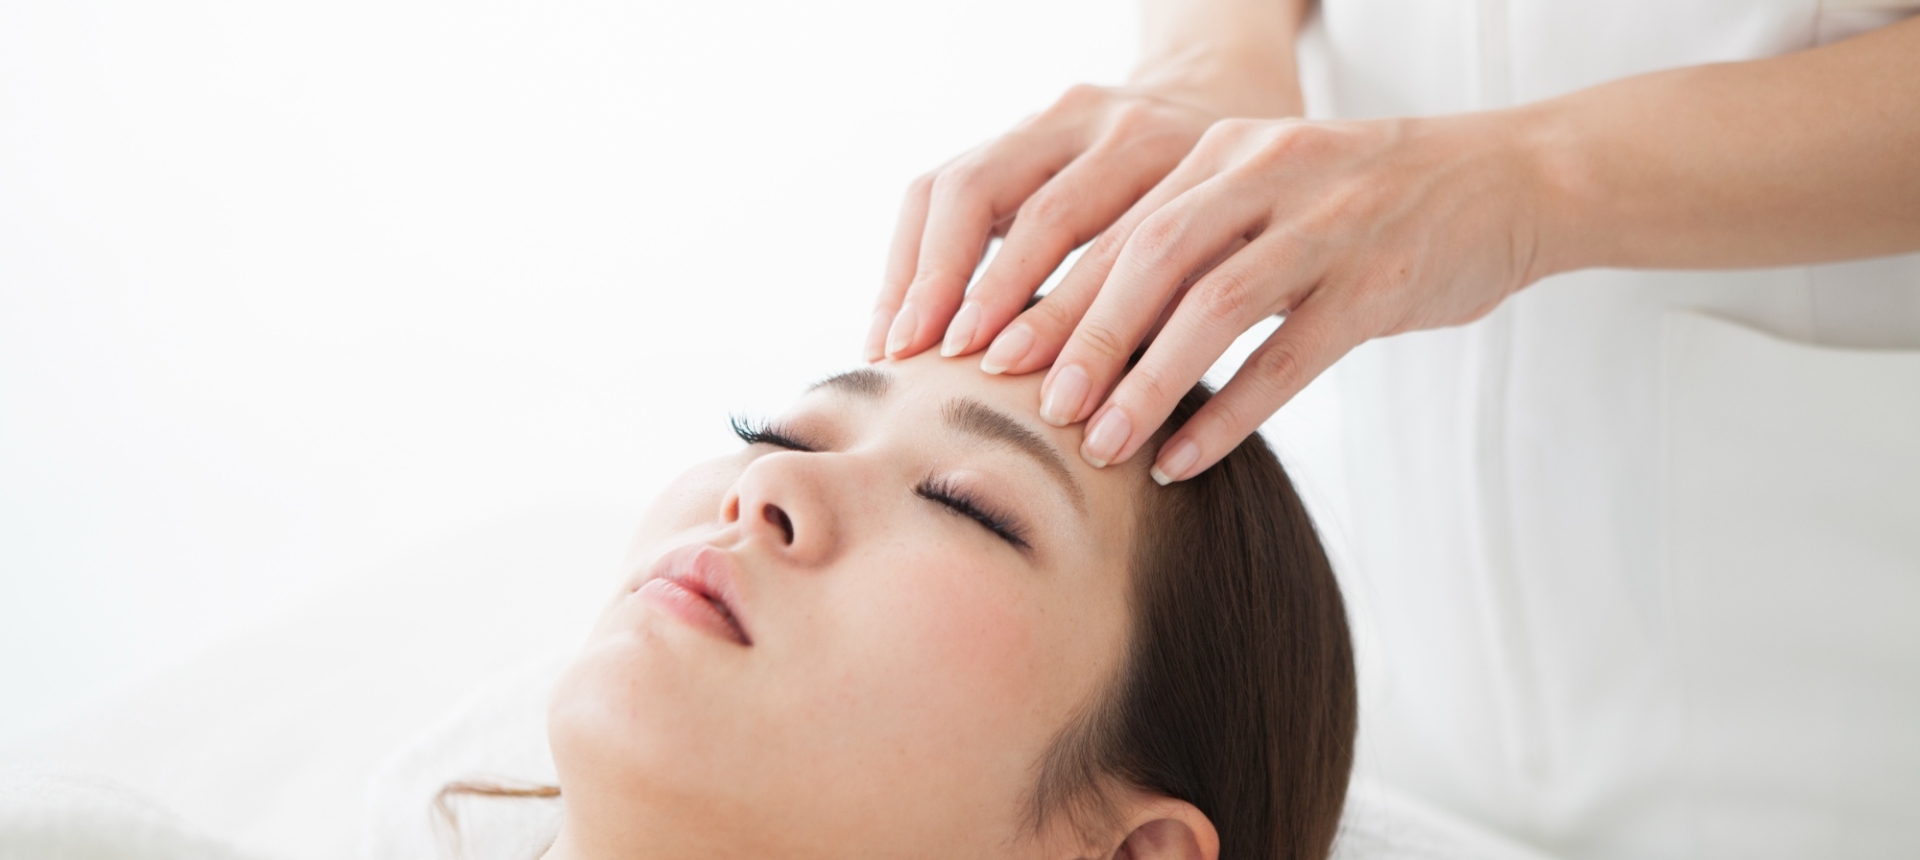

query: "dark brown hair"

left=1029, top=382, right=1356, bottom=860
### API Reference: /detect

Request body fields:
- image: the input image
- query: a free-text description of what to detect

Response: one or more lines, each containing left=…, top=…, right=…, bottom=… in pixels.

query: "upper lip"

left=645, top=543, right=753, bottom=645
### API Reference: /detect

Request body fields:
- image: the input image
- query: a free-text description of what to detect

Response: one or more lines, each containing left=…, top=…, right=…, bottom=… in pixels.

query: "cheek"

left=621, top=457, right=740, bottom=568
left=808, top=538, right=1094, bottom=761
left=878, top=552, right=1037, bottom=701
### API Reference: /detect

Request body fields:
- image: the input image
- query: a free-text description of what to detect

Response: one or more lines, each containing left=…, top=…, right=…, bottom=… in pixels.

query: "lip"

left=635, top=544, right=753, bottom=646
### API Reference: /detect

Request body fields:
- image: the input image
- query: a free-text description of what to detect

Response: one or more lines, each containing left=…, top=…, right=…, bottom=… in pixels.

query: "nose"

left=721, top=452, right=840, bottom=566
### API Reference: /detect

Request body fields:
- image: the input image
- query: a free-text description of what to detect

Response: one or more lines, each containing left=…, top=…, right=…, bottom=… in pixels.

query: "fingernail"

left=864, top=309, right=892, bottom=362
left=885, top=302, right=919, bottom=357
left=1151, top=439, right=1200, bottom=486
left=1080, top=407, right=1131, bottom=468
left=1040, top=364, right=1089, bottom=427
left=979, top=323, right=1034, bottom=375
left=941, top=302, right=982, bottom=357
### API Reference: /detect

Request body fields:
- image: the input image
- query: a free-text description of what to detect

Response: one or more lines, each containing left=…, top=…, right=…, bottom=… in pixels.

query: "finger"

left=1075, top=233, right=1315, bottom=469
left=942, top=125, right=1194, bottom=359
left=868, top=172, right=938, bottom=361
left=885, top=132, right=1081, bottom=361
left=1151, top=289, right=1364, bottom=484
left=1039, top=172, right=1273, bottom=428
left=976, top=124, right=1244, bottom=379
left=975, top=160, right=1209, bottom=378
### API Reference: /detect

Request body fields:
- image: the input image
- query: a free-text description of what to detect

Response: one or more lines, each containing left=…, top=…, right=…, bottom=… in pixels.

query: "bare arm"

left=984, top=16, right=1920, bottom=481
left=1534, top=16, right=1920, bottom=276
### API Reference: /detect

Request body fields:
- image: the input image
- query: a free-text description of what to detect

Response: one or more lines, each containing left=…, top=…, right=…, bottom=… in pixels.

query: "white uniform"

left=1293, top=2, right=1920, bottom=858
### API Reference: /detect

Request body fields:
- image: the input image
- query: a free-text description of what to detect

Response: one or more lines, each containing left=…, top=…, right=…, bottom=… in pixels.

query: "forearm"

left=1523, top=15, right=1920, bottom=277
left=1129, top=0, right=1310, bottom=117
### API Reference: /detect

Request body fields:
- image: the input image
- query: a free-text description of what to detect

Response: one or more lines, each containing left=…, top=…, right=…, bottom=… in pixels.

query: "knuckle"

left=1103, top=100, right=1162, bottom=138
left=1206, top=117, right=1260, bottom=140
left=1209, top=394, right=1270, bottom=441
left=1026, top=297, right=1080, bottom=335
left=1196, top=117, right=1265, bottom=154
left=1127, top=215, right=1185, bottom=270
left=1251, top=121, right=1337, bottom=168
left=934, top=159, right=990, bottom=198
left=1193, top=271, right=1256, bottom=324
left=906, top=172, right=937, bottom=198
left=1088, top=224, right=1129, bottom=259
left=1016, top=189, right=1070, bottom=232
left=1121, top=364, right=1185, bottom=414
left=1074, top=321, right=1133, bottom=361
left=1247, top=340, right=1304, bottom=384
left=1056, top=83, right=1110, bottom=111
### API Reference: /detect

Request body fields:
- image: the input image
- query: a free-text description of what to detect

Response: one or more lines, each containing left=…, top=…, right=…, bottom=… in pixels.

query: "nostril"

left=763, top=503, right=794, bottom=545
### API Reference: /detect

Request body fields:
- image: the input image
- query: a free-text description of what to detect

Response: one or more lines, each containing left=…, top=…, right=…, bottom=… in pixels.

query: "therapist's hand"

left=1003, top=112, right=1557, bottom=482
left=864, top=86, right=1213, bottom=363
left=865, top=48, right=1303, bottom=364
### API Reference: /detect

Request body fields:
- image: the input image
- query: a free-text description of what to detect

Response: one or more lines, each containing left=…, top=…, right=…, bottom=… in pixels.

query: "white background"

left=1, top=0, right=1344, bottom=748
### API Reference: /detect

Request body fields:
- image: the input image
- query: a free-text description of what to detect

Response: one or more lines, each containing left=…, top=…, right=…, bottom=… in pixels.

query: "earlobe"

left=1107, top=798, right=1219, bottom=860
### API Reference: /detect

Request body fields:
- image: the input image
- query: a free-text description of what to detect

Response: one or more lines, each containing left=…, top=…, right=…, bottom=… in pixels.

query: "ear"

left=1105, top=794, right=1219, bottom=860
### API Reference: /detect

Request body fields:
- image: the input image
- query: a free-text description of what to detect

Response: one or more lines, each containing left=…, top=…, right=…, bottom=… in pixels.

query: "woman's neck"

left=540, top=813, right=739, bottom=860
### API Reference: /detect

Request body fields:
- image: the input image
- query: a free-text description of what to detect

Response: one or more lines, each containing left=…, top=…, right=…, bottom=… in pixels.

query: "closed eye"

left=731, top=415, right=1031, bottom=552
left=916, top=476, right=1031, bottom=552
left=730, top=415, right=814, bottom=452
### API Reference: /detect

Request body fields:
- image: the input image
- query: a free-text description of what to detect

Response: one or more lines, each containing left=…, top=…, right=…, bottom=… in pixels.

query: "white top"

left=1295, top=2, right=1920, bottom=858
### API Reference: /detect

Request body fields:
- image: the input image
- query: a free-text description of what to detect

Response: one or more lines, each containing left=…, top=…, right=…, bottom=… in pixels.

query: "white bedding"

left=0, top=503, right=633, bottom=860
left=0, top=501, right=1561, bottom=860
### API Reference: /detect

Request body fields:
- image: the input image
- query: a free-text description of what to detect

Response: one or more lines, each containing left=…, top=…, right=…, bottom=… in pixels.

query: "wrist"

left=1129, top=39, right=1303, bottom=118
left=1503, top=100, right=1608, bottom=282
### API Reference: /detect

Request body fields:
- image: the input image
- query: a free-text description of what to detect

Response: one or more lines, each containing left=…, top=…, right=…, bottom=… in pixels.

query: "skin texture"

left=542, top=353, right=1218, bottom=860
left=871, top=5, right=1920, bottom=484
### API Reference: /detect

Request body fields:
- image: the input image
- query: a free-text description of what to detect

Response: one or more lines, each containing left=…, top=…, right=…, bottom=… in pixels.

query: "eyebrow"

left=808, top=368, right=1087, bottom=514
left=943, top=398, right=1087, bottom=514
left=808, top=368, right=891, bottom=398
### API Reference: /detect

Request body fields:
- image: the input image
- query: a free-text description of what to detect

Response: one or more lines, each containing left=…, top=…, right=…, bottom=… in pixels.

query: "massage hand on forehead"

left=856, top=2, right=1920, bottom=859
left=864, top=7, right=1920, bottom=485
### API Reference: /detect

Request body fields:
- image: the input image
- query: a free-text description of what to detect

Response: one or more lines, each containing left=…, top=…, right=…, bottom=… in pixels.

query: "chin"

left=548, top=623, right=749, bottom=792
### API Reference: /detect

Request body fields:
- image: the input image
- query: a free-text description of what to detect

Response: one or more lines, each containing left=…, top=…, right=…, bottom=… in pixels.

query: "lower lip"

left=637, top=577, right=749, bottom=646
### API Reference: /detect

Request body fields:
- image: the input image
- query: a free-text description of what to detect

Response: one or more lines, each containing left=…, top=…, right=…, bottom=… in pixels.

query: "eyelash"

left=728, top=416, right=1031, bottom=551
left=730, top=414, right=813, bottom=451
left=915, top=475, right=1031, bottom=551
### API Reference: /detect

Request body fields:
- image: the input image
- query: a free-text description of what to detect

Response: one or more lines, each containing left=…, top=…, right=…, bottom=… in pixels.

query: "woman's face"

left=548, top=352, right=1152, bottom=859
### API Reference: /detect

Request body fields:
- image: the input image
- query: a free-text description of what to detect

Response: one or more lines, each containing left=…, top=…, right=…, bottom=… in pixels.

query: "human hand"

left=865, top=63, right=1301, bottom=365
left=992, top=112, right=1560, bottom=482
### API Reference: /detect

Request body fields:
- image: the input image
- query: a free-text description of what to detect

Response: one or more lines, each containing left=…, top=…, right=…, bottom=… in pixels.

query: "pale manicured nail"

left=1040, top=364, right=1089, bottom=427
left=864, top=309, right=892, bottom=362
left=1080, top=407, right=1131, bottom=468
left=941, top=302, right=982, bottom=357
left=1151, top=439, right=1200, bottom=486
left=885, top=302, right=919, bottom=357
left=979, top=323, right=1035, bottom=375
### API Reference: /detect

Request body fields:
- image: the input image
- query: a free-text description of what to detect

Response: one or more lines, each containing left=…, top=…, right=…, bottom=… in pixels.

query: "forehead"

left=804, top=353, right=1149, bottom=531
